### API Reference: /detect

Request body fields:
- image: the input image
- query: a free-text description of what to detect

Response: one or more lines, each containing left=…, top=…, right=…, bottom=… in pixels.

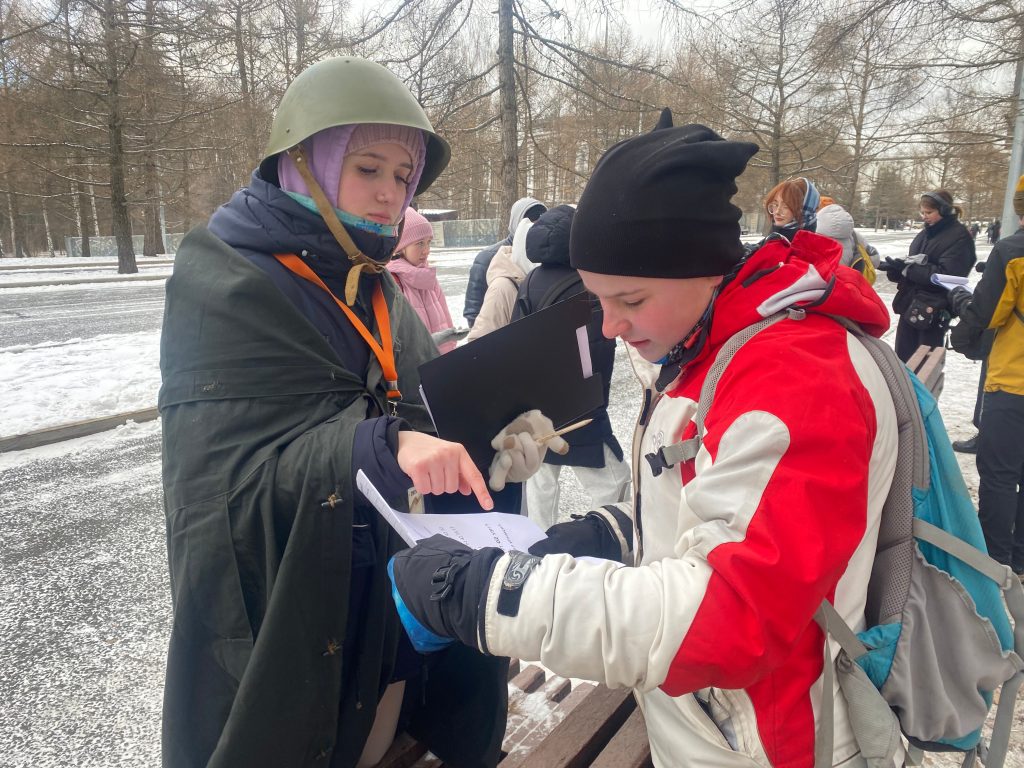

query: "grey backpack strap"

left=645, top=440, right=701, bottom=476
left=644, top=310, right=794, bottom=477
left=816, top=600, right=867, bottom=659
left=820, top=316, right=1023, bottom=768
left=958, top=540, right=1024, bottom=768
left=814, top=605, right=837, bottom=768
left=815, top=603, right=903, bottom=768
left=989, top=664, right=1024, bottom=768
left=913, top=518, right=1018, bottom=586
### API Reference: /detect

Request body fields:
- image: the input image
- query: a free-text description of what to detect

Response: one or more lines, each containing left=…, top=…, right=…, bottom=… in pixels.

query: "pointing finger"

left=461, top=450, right=493, bottom=509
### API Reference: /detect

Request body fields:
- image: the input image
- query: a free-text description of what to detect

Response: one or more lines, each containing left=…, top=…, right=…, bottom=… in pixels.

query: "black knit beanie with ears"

left=570, top=108, right=759, bottom=278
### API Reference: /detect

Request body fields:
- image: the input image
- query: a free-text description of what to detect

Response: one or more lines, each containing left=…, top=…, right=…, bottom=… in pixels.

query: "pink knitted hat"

left=347, top=124, right=425, bottom=185
left=395, top=208, right=434, bottom=254
left=278, top=123, right=426, bottom=212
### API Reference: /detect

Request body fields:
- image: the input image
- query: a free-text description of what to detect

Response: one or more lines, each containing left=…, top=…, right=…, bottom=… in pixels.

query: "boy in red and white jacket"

left=389, top=110, right=899, bottom=768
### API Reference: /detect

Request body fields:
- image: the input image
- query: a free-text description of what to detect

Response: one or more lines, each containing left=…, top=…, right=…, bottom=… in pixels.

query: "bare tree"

left=1, top=0, right=1022, bottom=258
left=496, top=0, right=518, bottom=215
left=139, top=0, right=164, bottom=255
left=101, top=0, right=137, bottom=271
left=0, top=1, right=28, bottom=256
left=823, top=1, right=929, bottom=217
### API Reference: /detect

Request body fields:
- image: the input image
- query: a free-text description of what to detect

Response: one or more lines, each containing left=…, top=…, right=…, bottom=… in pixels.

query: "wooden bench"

left=906, top=344, right=945, bottom=397
left=378, top=660, right=652, bottom=768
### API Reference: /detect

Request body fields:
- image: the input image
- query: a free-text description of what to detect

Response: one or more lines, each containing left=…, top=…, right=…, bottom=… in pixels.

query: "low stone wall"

left=437, top=219, right=502, bottom=248
left=64, top=233, right=186, bottom=258
left=65, top=224, right=499, bottom=257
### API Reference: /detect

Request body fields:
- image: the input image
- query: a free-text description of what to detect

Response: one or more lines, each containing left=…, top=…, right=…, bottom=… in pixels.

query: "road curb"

left=1, top=273, right=169, bottom=289
left=0, top=259, right=174, bottom=272
left=0, top=407, right=160, bottom=453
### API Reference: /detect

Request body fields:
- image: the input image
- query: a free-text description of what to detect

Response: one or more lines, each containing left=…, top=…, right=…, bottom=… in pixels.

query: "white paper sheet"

left=355, top=470, right=547, bottom=551
left=930, top=273, right=972, bottom=292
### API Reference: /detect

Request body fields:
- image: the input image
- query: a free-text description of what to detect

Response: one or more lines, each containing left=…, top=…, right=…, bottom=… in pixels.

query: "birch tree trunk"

left=42, top=200, right=55, bottom=257
left=7, top=192, right=25, bottom=258
left=72, top=180, right=92, bottom=258
left=89, top=179, right=101, bottom=237
left=497, top=0, right=519, bottom=220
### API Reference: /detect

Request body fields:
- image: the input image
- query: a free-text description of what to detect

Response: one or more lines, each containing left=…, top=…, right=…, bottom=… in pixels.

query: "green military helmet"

left=262, top=56, right=451, bottom=194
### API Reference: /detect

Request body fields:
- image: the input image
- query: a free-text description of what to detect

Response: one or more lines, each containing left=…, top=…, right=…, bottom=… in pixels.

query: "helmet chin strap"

left=286, top=144, right=396, bottom=305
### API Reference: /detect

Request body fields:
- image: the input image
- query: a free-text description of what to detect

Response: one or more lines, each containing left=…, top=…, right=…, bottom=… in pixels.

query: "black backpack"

left=511, top=268, right=585, bottom=322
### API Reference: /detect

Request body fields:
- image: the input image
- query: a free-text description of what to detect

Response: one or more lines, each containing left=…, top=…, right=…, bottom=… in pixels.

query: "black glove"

left=880, top=257, right=906, bottom=283
left=388, top=535, right=503, bottom=652
left=528, top=506, right=633, bottom=562
left=948, top=285, right=973, bottom=318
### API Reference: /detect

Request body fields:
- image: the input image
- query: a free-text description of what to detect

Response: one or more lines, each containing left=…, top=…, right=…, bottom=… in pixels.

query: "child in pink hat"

left=387, top=207, right=457, bottom=352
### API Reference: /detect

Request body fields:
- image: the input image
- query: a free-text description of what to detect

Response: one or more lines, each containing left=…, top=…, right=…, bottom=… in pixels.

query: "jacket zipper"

left=627, top=347, right=663, bottom=565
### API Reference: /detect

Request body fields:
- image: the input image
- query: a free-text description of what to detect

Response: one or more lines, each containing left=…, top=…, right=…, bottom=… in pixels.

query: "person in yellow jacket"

left=949, top=174, right=1024, bottom=575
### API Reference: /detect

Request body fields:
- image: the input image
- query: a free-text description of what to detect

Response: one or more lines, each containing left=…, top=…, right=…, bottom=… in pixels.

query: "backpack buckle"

left=645, top=438, right=701, bottom=477
left=645, top=449, right=670, bottom=477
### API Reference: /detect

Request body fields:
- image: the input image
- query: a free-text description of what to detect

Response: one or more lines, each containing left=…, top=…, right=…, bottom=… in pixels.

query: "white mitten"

left=487, top=410, right=570, bottom=491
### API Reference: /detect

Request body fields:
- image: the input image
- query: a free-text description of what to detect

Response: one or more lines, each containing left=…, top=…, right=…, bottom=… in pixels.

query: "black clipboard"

left=417, top=292, right=605, bottom=473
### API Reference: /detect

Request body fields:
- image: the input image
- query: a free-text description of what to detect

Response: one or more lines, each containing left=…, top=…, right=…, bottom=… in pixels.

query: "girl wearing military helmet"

left=159, top=58, right=519, bottom=768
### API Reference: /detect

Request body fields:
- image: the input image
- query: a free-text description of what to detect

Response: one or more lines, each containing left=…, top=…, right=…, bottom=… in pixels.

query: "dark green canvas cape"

left=159, top=228, right=506, bottom=768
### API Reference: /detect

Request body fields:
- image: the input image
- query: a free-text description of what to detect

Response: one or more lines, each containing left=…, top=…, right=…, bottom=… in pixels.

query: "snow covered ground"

left=0, top=248, right=477, bottom=437
left=0, top=232, right=1019, bottom=767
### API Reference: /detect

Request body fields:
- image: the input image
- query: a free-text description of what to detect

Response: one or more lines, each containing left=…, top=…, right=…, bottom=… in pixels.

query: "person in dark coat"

left=159, top=57, right=543, bottom=768
left=464, top=197, right=546, bottom=326
left=509, top=205, right=631, bottom=528
left=881, top=189, right=976, bottom=364
left=989, top=218, right=1002, bottom=244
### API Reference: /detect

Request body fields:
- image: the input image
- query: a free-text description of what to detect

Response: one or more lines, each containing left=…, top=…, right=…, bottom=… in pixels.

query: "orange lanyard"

left=274, top=253, right=401, bottom=402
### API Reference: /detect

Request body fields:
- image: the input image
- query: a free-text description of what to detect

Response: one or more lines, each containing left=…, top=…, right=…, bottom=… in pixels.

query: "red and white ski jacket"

left=483, top=232, right=899, bottom=767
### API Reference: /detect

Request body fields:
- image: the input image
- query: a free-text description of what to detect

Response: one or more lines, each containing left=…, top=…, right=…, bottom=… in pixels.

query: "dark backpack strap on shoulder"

left=512, top=270, right=583, bottom=322
left=537, top=272, right=585, bottom=311
left=510, top=270, right=536, bottom=323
